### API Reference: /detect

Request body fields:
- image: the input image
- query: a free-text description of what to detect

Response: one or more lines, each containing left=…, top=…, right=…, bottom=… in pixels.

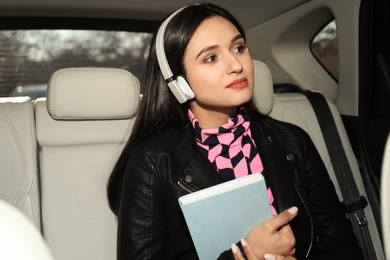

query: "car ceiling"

left=0, top=0, right=311, bottom=30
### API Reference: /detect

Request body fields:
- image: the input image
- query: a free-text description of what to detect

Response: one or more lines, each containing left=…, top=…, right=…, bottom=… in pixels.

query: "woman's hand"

left=243, top=207, right=298, bottom=259
left=231, top=239, right=297, bottom=260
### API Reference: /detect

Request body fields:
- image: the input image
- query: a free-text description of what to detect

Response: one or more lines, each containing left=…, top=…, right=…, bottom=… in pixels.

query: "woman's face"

left=183, top=15, right=254, bottom=117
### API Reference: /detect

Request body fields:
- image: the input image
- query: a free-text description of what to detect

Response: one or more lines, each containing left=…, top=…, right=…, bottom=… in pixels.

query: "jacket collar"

left=177, top=124, right=225, bottom=191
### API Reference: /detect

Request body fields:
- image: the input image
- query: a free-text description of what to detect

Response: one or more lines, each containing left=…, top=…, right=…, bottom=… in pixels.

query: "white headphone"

left=155, top=6, right=195, bottom=104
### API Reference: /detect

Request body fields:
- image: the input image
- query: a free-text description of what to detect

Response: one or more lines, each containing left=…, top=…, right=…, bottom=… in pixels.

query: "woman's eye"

left=204, top=55, right=217, bottom=63
left=233, top=46, right=246, bottom=53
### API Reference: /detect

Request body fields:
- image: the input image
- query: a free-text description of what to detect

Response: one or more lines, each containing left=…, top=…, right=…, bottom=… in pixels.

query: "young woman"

left=107, top=3, right=362, bottom=260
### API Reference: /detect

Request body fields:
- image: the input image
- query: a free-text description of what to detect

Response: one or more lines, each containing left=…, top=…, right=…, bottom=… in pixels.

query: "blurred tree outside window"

left=0, top=30, right=153, bottom=99
left=311, top=20, right=338, bottom=80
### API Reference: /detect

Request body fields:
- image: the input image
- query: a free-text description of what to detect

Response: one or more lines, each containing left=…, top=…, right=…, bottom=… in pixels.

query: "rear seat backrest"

left=252, top=60, right=385, bottom=259
left=35, top=68, right=139, bottom=260
left=0, top=96, right=41, bottom=231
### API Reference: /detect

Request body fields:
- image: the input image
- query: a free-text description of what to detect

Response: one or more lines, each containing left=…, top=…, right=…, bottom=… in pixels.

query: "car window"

left=311, top=19, right=338, bottom=80
left=0, top=29, right=153, bottom=99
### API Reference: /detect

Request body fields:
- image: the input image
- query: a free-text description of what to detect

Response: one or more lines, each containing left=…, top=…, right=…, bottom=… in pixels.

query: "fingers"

left=264, top=254, right=276, bottom=260
left=232, top=239, right=296, bottom=260
left=244, top=207, right=298, bottom=258
left=278, top=224, right=296, bottom=252
left=266, top=207, right=298, bottom=230
left=231, top=243, right=245, bottom=260
left=241, top=238, right=258, bottom=259
left=288, top=247, right=296, bottom=257
left=232, top=239, right=259, bottom=260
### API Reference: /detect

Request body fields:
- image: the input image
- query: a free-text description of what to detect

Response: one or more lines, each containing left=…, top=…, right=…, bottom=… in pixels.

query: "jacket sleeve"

left=297, top=130, right=363, bottom=260
left=117, top=146, right=168, bottom=260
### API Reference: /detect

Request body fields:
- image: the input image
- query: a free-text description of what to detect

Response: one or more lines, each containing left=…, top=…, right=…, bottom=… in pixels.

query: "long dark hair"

left=107, top=3, right=259, bottom=215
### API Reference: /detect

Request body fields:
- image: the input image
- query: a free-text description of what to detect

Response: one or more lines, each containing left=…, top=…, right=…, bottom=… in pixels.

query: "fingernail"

left=231, top=244, right=238, bottom=254
left=264, top=254, right=276, bottom=260
left=288, top=206, right=298, bottom=215
left=240, top=238, right=246, bottom=246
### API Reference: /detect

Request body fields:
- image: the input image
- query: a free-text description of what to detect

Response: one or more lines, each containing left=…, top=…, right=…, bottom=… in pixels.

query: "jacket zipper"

left=177, top=180, right=196, bottom=193
left=294, top=174, right=314, bottom=258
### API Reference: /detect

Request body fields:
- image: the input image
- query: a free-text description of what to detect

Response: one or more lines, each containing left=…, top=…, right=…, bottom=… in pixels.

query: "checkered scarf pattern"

left=188, top=107, right=277, bottom=215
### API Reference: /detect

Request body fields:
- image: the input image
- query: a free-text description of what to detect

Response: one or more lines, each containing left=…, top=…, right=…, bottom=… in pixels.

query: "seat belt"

left=302, top=91, right=377, bottom=260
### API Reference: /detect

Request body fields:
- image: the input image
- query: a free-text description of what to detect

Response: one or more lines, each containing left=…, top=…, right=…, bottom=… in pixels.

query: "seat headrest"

left=46, top=68, right=140, bottom=120
left=252, top=60, right=274, bottom=115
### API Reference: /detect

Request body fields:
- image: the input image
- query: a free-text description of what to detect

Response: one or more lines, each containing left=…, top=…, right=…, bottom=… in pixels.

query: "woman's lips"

left=226, top=78, right=248, bottom=89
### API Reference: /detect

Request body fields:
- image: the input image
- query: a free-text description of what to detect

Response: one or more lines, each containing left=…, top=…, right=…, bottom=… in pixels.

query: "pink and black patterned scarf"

left=188, top=107, right=277, bottom=215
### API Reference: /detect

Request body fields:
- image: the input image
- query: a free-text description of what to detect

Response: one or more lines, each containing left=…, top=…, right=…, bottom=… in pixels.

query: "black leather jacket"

left=117, top=115, right=362, bottom=260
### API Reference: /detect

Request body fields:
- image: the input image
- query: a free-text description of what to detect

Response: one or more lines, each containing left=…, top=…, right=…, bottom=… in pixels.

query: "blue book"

left=178, top=172, right=273, bottom=260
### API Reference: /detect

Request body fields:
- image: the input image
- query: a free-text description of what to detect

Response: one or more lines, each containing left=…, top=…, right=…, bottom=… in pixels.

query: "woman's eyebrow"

left=231, top=34, right=244, bottom=45
left=195, top=34, right=244, bottom=60
left=196, top=45, right=218, bottom=60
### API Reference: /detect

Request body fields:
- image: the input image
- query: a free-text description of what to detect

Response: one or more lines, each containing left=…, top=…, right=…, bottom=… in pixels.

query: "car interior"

left=0, top=0, right=389, bottom=259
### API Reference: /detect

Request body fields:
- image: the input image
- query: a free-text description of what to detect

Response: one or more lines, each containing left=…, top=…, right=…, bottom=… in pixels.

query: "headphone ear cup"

left=176, top=76, right=195, bottom=100
left=167, top=76, right=195, bottom=104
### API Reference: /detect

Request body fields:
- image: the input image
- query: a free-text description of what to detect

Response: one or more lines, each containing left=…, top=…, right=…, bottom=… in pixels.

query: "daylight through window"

left=311, top=20, right=338, bottom=80
left=0, top=30, right=153, bottom=99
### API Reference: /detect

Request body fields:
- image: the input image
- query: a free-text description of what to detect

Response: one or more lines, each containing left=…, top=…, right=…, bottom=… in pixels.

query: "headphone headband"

left=155, top=5, right=196, bottom=103
left=155, top=6, right=186, bottom=81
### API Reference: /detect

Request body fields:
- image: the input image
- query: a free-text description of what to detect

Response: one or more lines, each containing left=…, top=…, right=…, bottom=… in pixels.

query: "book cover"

left=178, top=172, right=273, bottom=260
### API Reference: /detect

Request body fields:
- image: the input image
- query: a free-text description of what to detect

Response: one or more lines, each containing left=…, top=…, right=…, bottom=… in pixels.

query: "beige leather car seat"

left=0, top=96, right=41, bottom=231
left=252, top=59, right=384, bottom=259
left=34, top=68, right=139, bottom=260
